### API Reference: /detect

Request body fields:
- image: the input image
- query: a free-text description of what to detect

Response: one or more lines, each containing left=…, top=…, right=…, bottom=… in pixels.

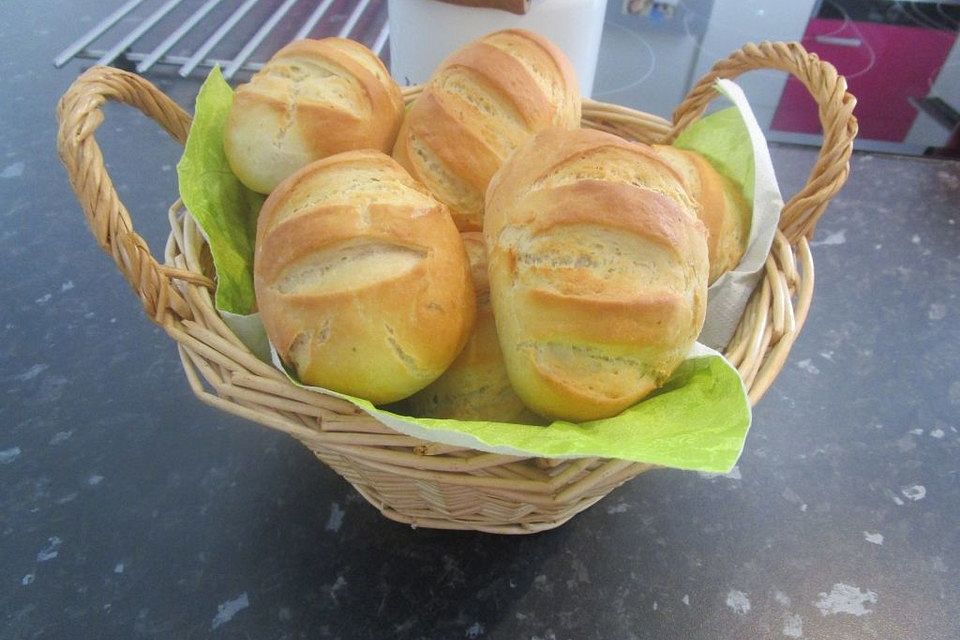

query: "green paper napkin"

left=676, top=104, right=756, bottom=203
left=269, top=342, right=750, bottom=472
left=177, top=67, right=263, bottom=315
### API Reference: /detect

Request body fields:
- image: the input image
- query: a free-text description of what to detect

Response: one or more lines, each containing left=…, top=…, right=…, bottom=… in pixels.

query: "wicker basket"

left=57, top=42, right=856, bottom=534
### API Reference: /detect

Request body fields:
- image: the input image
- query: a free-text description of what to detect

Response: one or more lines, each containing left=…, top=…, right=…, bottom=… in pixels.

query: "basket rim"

left=55, top=40, right=856, bottom=532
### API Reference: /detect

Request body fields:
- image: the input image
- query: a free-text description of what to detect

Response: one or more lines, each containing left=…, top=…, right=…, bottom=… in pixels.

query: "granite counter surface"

left=1, top=3, right=959, bottom=639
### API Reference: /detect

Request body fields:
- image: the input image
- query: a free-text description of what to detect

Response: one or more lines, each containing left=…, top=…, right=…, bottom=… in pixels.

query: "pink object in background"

left=772, top=18, right=956, bottom=142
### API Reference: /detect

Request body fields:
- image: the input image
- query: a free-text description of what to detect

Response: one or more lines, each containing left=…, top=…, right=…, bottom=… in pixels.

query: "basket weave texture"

left=57, top=42, right=857, bottom=534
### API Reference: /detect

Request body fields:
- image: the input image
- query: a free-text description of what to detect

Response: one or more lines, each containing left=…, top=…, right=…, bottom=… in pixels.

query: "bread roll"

left=254, top=150, right=475, bottom=404
left=392, top=29, right=581, bottom=231
left=484, top=128, right=709, bottom=422
left=406, top=233, right=541, bottom=423
left=225, top=38, right=404, bottom=194
left=653, top=145, right=750, bottom=283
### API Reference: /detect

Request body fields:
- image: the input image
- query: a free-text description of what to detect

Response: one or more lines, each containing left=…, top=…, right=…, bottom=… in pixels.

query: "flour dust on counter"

left=211, top=592, right=250, bottom=630
left=810, top=229, right=847, bottom=246
left=782, top=612, right=804, bottom=638
left=605, top=501, right=631, bottom=514
left=1, top=161, right=24, bottom=178
left=814, top=583, right=878, bottom=617
left=928, top=303, right=947, bottom=321
left=884, top=488, right=906, bottom=506
left=326, top=502, right=346, bottom=533
left=795, top=358, right=822, bottom=375
left=13, top=364, right=48, bottom=382
left=900, top=484, right=927, bottom=501
left=698, top=465, right=743, bottom=481
left=35, top=536, right=62, bottom=562
left=863, top=531, right=884, bottom=545
left=0, top=446, right=23, bottom=464
left=724, top=589, right=751, bottom=615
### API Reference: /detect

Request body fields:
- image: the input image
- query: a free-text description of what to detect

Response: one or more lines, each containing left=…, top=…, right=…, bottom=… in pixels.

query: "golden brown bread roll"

left=653, top=145, right=750, bottom=283
left=225, top=38, right=404, bottom=194
left=392, top=29, right=581, bottom=231
left=406, top=233, right=541, bottom=423
left=254, top=150, right=475, bottom=404
left=484, top=128, right=709, bottom=422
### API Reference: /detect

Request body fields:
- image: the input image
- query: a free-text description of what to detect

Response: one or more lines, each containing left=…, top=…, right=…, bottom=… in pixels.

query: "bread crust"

left=406, top=233, right=540, bottom=423
left=653, top=145, right=750, bottom=283
left=225, top=38, right=404, bottom=194
left=393, top=29, right=581, bottom=231
left=485, top=129, right=709, bottom=422
left=254, top=151, right=475, bottom=404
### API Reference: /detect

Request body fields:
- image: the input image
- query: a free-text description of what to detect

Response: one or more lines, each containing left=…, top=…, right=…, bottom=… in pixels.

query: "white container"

left=387, top=0, right=607, bottom=97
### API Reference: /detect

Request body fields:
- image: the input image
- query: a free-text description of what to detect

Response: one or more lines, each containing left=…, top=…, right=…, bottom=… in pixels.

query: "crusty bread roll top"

left=393, top=29, right=581, bottom=231
left=254, top=150, right=475, bottom=404
left=484, top=128, right=710, bottom=422
left=653, top=145, right=750, bottom=283
left=226, top=38, right=405, bottom=194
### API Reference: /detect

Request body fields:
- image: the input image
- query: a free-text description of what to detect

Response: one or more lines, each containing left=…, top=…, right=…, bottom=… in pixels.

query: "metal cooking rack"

left=54, top=0, right=390, bottom=79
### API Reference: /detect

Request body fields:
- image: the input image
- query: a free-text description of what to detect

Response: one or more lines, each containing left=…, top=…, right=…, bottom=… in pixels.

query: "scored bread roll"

left=406, top=233, right=541, bottom=423
left=254, top=150, right=475, bottom=404
left=484, top=128, right=709, bottom=422
left=392, top=29, right=581, bottom=231
left=652, top=145, right=750, bottom=283
left=225, top=38, right=404, bottom=194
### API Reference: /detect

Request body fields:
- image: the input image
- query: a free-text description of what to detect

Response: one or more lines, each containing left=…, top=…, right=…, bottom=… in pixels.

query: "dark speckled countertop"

left=2, top=3, right=959, bottom=639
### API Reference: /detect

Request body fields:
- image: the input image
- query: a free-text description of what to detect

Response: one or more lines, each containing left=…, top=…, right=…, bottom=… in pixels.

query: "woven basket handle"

left=670, top=41, right=858, bottom=242
left=56, top=66, right=210, bottom=325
